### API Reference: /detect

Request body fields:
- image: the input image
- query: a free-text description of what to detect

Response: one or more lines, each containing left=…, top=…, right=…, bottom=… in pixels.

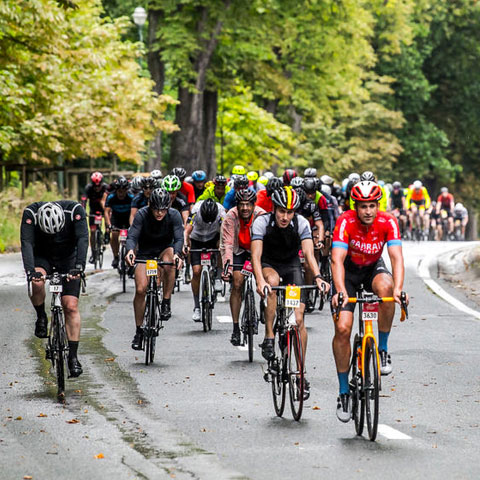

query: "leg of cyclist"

left=260, top=267, right=280, bottom=360
left=159, top=247, right=175, bottom=320
left=31, top=266, right=48, bottom=338
left=190, top=263, right=202, bottom=321
left=229, top=270, right=245, bottom=345
left=132, top=263, right=147, bottom=349
left=62, top=295, right=83, bottom=377
left=110, top=230, right=120, bottom=268
left=88, top=221, right=96, bottom=263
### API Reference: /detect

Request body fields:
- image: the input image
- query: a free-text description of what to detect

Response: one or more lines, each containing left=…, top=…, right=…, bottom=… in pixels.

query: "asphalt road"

left=0, top=242, right=479, bottom=479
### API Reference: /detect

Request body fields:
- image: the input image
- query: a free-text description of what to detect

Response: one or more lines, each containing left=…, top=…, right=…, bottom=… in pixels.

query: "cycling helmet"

left=247, top=171, right=259, bottom=182
left=185, top=175, right=193, bottom=184
left=258, top=175, right=268, bottom=186
left=440, top=187, right=448, bottom=193
left=314, top=177, right=323, bottom=192
left=392, top=181, right=402, bottom=189
left=303, top=178, right=317, bottom=194
left=348, top=172, right=361, bottom=184
left=200, top=198, right=219, bottom=224
left=91, top=171, right=103, bottom=185
left=304, top=167, right=317, bottom=178
left=360, top=171, right=376, bottom=182
left=192, top=170, right=207, bottom=182
left=171, top=167, right=187, bottom=181
left=235, top=188, right=257, bottom=204
left=162, top=175, right=181, bottom=192
left=413, top=180, right=423, bottom=189
left=266, top=177, right=282, bottom=195
left=115, top=176, right=129, bottom=190
left=38, top=202, right=65, bottom=234
left=321, top=184, right=332, bottom=196
left=271, top=186, right=301, bottom=210
left=142, top=176, right=157, bottom=189
left=213, top=174, right=227, bottom=186
left=234, top=175, right=249, bottom=190
left=290, top=177, right=304, bottom=189
left=232, top=165, right=246, bottom=176
left=295, top=187, right=307, bottom=206
left=454, top=202, right=464, bottom=211
left=131, top=175, right=144, bottom=192
left=149, top=188, right=171, bottom=210
left=351, top=181, right=383, bottom=202
left=320, top=175, right=334, bottom=186
left=282, top=169, right=297, bottom=186
left=264, top=171, right=274, bottom=179
left=150, top=169, right=162, bottom=180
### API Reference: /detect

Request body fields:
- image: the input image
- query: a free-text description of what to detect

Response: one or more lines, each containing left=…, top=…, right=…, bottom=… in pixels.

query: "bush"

left=0, top=182, right=60, bottom=252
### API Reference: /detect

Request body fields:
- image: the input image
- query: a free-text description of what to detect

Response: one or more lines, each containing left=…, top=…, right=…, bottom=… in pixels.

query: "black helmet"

left=142, top=176, right=157, bottom=189
left=200, top=198, right=218, bottom=224
left=115, top=176, right=129, bottom=190
left=303, top=178, right=317, bottom=194
left=235, top=188, right=257, bottom=204
left=213, top=174, right=227, bottom=186
left=234, top=175, right=249, bottom=190
left=304, top=167, right=317, bottom=178
left=360, top=171, right=376, bottom=182
left=149, top=188, right=171, bottom=210
left=266, top=177, right=282, bottom=195
left=314, top=177, right=322, bottom=191
left=290, top=177, right=304, bottom=189
left=295, top=187, right=307, bottom=206
left=171, top=167, right=187, bottom=181
left=282, top=169, right=297, bottom=186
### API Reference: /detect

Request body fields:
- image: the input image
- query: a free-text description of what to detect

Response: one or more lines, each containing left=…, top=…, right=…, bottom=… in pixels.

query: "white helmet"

left=38, top=202, right=65, bottom=234
left=150, top=169, right=162, bottom=180
left=413, top=180, right=422, bottom=189
left=264, top=171, right=274, bottom=179
left=321, top=184, right=332, bottom=195
left=320, top=175, right=334, bottom=186
left=454, top=202, right=464, bottom=211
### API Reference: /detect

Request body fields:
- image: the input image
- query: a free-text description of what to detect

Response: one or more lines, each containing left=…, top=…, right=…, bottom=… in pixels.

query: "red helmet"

left=351, top=181, right=382, bottom=203
left=91, top=171, right=103, bottom=185
left=282, top=169, right=297, bottom=186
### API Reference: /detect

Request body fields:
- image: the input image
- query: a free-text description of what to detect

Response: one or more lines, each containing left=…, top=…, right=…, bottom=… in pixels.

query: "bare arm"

left=387, top=245, right=407, bottom=304
left=331, top=247, right=348, bottom=307
left=251, top=239, right=269, bottom=296
left=129, top=207, right=138, bottom=227
left=104, top=206, right=112, bottom=227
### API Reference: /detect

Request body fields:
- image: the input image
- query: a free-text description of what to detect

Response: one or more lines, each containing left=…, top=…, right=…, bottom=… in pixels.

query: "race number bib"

left=94, top=215, right=102, bottom=225
left=201, top=253, right=212, bottom=266
left=50, top=284, right=63, bottom=293
left=362, top=302, right=379, bottom=321
left=285, top=285, right=301, bottom=308
left=298, top=249, right=305, bottom=264
left=119, top=229, right=128, bottom=241
left=241, top=260, right=253, bottom=277
left=146, top=259, right=158, bottom=276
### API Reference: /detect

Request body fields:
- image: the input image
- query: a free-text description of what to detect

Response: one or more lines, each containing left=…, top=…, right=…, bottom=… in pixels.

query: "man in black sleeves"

left=125, top=188, right=184, bottom=350
left=20, top=201, right=88, bottom=377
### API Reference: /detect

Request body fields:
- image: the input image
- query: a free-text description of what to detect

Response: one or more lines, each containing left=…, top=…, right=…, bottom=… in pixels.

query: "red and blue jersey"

left=332, top=210, right=401, bottom=267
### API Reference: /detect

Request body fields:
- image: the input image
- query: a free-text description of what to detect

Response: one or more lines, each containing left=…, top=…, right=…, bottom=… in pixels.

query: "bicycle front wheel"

left=52, top=311, right=66, bottom=398
left=271, top=332, right=286, bottom=417
left=364, top=338, right=380, bottom=441
left=120, top=246, right=127, bottom=292
left=351, top=335, right=364, bottom=436
left=95, top=229, right=103, bottom=269
left=144, top=290, right=157, bottom=365
left=244, top=288, right=256, bottom=362
left=200, top=269, right=211, bottom=332
left=288, top=327, right=304, bottom=421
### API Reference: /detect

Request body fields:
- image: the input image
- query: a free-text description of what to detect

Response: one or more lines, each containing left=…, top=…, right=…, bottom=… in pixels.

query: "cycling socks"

left=338, top=371, right=349, bottom=395
left=136, top=325, right=142, bottom=334
left=34, top=303, right=46, bottom=317
left=68, top=340, right=79, bottom=359
left=378, top=330, right=390, bottom=352
left=233, top=323, right=240, bottom=333
left=162, top=298, right=171, bottom=306
left=193, top=295, right=200, bottom=309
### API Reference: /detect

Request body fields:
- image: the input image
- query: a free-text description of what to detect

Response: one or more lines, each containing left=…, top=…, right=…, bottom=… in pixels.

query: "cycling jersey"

left=193, top=184, right=205, bottom=200
left=255, top=189, right=273, bottom=212
left=189, top=200, right=225, bottom=242
left=390, top=190, right=405, bottom=210
left=332, top=210, right=401, bottom=267
left=180, top=181, right=196, bottom=204
left=437, top=193, right=454, bottom=211
left=132, top=192, right=149, bottom=209
left=406, top=187, right=431, bottom=209
left=297, top=199, right=321, bottom=227
left=21, top=201, right=88, bottom=274
left=106, top=192, right=133, bottom=228
left=197, top=184, right=231, bottom=204
left=85, top=182, right=107, bottom=213
left=126, top=206, right=184, bottom=258
left=171, top=192, right=190, bottom=214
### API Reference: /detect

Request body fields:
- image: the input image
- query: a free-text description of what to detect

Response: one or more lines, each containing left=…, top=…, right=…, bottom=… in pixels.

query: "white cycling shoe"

left=192, top=308, right=201, bottom=322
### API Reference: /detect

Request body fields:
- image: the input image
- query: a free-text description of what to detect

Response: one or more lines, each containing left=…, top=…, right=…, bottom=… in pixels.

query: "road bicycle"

left=88, top=212, right=105, bottom=269
left=190, top=248, right=224, bottom=332
left=262, top=284, right=325, bottom=421
left=335, top=288, right=408, bottom=441
left=134, top=258, right=175, bottom=365
left=111, top=227, right=129, bottom=292
left=28, top=270, right=86, bottom=399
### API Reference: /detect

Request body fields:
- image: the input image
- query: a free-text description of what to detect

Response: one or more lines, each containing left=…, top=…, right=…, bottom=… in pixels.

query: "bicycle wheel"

left=52, top=312, right=66, bottom=398
left=95, top=229, right=103, bottom=269
left=271, top=330, right=286, bottom=417
left=351, top=335, right=364, bottom=436
left=121, top=246, right=127, bottom=292
left=288, top=327, right=304, bottom=421
left=144, top=291, right=157, bottom=365
left=364, top=338, right=380, bottom=441
left=244, top=288, right=255, bottom=362
left=200, top=270, right=211, bottom=332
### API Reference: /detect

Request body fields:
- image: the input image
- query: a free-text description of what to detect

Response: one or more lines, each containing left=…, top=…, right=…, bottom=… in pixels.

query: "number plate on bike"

left=50, top=284, right=63, bottom=293
left=241, top=260, right=253, bottom=276
left=146, top=259, right=157, bottom=276
left=285, top=285, right=301, bottom=308
left=119, top=229, right=128, bottom=241
left=94, top=215, right=102, bottom=225
left=201, top=253, right=212, bottom=266
left=298, top=249, right=305, bottom=264
left=362, top=302, right=379, bottom=321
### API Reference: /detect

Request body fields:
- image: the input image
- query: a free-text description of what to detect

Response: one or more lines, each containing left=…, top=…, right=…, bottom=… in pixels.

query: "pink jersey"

left=332, top=210, right=401, bottom=267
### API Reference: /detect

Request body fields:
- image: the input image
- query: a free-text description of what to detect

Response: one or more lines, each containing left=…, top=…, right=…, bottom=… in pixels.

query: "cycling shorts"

left=233, top=251, right=250, bottom=272
left=34, top=254, right=80, bottom=298
left=190, top=235, right=219, bottom=266
left=110, top=214, right=130, bottom=230
left=331, top=257, right=391, bottom=313
left=410, top=199, right=425, bottom=209
left=261, top=257, right=305, bottom=302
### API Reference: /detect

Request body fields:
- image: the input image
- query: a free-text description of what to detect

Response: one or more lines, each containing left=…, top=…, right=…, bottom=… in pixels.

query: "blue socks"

left=338, top=371, right=349, bottom=395
left=378, top=330, right=390, bottom=353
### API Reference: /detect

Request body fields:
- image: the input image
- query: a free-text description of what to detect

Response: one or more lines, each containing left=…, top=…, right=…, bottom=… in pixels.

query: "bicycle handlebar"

left=188, top=248, right=220, bottom=253
left=27, top=271, right=86, bottom=296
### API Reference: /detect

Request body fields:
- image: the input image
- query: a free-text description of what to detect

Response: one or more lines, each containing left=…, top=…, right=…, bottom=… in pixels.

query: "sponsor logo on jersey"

left=350, top=239, right=385, bottom=254
left=26, top=218, right=32, bottom=224
left=75, top=214, right=81, bottom=221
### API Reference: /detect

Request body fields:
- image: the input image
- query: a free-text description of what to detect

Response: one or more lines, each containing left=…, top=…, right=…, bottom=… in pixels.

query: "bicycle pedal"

left=263, top=371, right=272, bottom=383
left=45, top=350, right=52, bottom=360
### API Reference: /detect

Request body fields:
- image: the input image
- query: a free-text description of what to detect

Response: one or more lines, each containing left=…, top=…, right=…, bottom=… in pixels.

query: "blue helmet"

left=192, top=170, right=207, bottom=182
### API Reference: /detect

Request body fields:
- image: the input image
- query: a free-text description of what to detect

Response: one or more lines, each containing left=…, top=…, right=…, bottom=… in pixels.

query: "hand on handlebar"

left=28, top=271, right=44, bottom=283
left=257, top=281, right=272, bottom=298
left=331, top=291, right=348, bottom=310
left=315, top=277, right=330, bottom=293
left=174, top=253, right=183, bottom=270
left=126, top=250, right=136, bottom=266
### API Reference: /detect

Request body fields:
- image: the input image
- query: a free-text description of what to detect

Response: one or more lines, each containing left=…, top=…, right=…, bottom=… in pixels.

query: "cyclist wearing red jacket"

left=331, top=181, right=408, bottom=423
left=255, top=177, right=282, bottom=213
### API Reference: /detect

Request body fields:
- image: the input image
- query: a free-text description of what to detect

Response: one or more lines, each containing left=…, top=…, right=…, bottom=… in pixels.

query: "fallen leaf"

left=104, top=358, right=115, bottom=362
left=94, top=453, right=104, bottom=459
left=74, top=390, right=82, bottom=393
left=294, top=442, right=299, bottom=445
left=412, top=425, right=416, bottom=428
left=23, top=476, right=32, bottom=479
left=37, top=413, right=47, bottom=418
left=15, top=416, right=22, bottom=421
left=66, top=419, right=79, bottom=424
left=84, top=409, right=88, bottom=413
left=209, top=373, right=215, bottom=376
left=312, top=406, right=321, bottom=410
left=137, top=400, right=143, bottom=405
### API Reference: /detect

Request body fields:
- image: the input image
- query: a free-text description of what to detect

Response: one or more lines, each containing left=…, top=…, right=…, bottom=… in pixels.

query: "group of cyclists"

left=21, top=163, right=432, bottom=423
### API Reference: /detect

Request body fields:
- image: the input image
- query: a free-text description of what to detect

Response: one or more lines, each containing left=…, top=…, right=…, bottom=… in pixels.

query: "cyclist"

left=229, top=165, right=247, bottom=187
left=251, top=187, right=330, bottom=399
left=184, top=199, right=226, bottom=321
left=436, top=187, right=455, bottom=237
left=255, top=177, right=282, bottom=213
left=105, top=176, right=133, bottom=269
left=130, top=175, right=144, bottom=196
left=198, top=174, right=230, bottom=203
left=282, top=168, right=297, bottom=186
left=342, top=173, right=360, bottom=211
left=406, top=180, right=431, bottom=236
left=162, top=174, right=190, bottom=224
left=20, top=201, right=88, bottom=377
left=223, top=175, right=250, bottom=210
left=247, top=171, right=264, bottom=191
left=130, top=176, right=157, bottom=225
left=331, top=181, right=408, bottom=422
left=453, top=203, right=468, bottom=240
left=126, top=188, right=184, bottom=349
left=150, top=169, right=162, bottom=182
left=171, top=167, right=195, bottom=206
left=221, top=189, right=266, bottom=346
left=83, top=172, right=108, bottom=263
left=304, top=167, right=317, bottom=178
left=349, top=172, right=388, bottom=212
left=388, top=181, right=407, bottom=236
left=191, top=170, right=207, bottom=200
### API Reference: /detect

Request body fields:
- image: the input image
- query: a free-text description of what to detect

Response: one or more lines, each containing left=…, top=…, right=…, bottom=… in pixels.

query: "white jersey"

left=190, top=200, right=226, bottom=242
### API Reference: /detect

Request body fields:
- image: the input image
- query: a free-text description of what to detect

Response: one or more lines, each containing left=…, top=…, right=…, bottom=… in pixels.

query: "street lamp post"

left=132, top=6, right=147, bottom=42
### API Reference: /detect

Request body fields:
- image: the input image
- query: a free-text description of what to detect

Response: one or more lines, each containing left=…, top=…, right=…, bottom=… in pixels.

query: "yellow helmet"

left=258, top=175, right=268, bottom=186
left=232, top=165, right=246, bottom=175
left=247, top=170, right=259, bottom=182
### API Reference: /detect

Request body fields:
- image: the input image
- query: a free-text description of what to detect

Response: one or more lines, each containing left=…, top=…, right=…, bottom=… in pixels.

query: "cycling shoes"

left=34, top=314, right=48, bottom=339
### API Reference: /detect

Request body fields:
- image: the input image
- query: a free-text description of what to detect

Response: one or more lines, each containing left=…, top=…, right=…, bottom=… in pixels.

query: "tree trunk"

left=202, top=90, right=218, bottom=177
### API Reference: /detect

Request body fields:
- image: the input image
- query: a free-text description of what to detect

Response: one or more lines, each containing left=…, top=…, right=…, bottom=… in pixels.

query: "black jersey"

left=171, top=191, right=190, bottom=213
left=132, top=192, right=148, bottom=209
left=85, top=183, right=107, bottom=213
left=390, top=190, right=404, bottom=210
left=20, top=201, right=88, bottom=273
left=106, top=192, right=133, bottom=227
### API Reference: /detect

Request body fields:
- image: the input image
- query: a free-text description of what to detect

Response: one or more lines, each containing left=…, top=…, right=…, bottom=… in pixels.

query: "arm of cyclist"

left=331, top=245, right=349, bottom=309
left=125, top=211, right=143, bottom=266
left=104, top=206, right=112, bottom=229
left=219, top=212, right=235, bottom=280
left=251, top=239, right=270, bottom=297
left=172, top=209, right=185, bottom=269
left=301, top=237, right=330, bottom=292
left=387, top=244, right=409, bottom=311
left=72, top=203, right=88, bottom=272
left=20, top=207, right=37, bottom=277
left=183, top=222, right=193, bottom=255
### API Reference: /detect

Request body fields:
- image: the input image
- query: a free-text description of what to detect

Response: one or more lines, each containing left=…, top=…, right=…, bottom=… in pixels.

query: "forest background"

left=1, top=0, right=480, bottom=245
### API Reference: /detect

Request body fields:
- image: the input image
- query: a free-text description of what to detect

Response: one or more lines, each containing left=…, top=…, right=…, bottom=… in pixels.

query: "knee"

left=335, top=321, right=351, bottom=341
left=374, top=278, right=393, bottom=297
left=63, top=299, right=78, bottom=316
left=135, top=284, right=147, bottom=296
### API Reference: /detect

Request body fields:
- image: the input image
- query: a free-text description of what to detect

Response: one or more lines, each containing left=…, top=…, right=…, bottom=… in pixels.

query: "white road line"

left=217, top=315, right=233, bottom=323
left=378, top=424, right=412, bottom=440
left=237, top=344, right=256, bottom=352
left=417, top=247, right=480, bottom=320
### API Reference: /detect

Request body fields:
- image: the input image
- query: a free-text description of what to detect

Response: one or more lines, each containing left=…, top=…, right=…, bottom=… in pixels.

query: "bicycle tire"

left=351, top=335, right=364, bottom=436
left=144, top=290, right=157, bottom=365
left=271, top=329, right=286, bottom=417
left=95, top=229, right=103, bottom=269
left=200, top=269, right=210, bottom=332
left=245, top=288, right=255, bottom=362
left=288, top=327, right=304, bottom=421
left=53, top=311, right=66, bottom=398
left=364, top=338, right=379, bottom=441
left=149, top=292, right=157, bottom=364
